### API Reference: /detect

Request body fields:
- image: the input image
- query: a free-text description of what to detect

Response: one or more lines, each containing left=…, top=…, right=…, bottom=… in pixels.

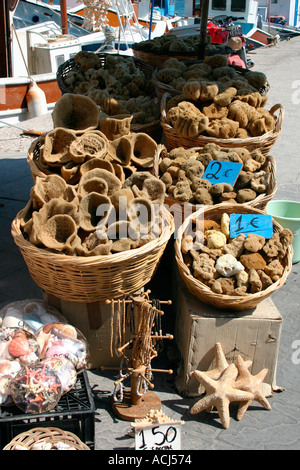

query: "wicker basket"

left=174, top=204, right=293, bottom=311
left=2, top=427, right=90, bottom=450
left=153, top=145, right=277, bottom=218
left=11, top=206, right=174, bottom=303
left=161, top=92, right=284, bottom=156
left=56, top=53, right=161, bottom=140
left=132, top=47, right=231, bottom=68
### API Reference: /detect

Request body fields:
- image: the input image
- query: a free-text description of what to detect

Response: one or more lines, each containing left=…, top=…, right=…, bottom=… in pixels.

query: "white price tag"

left=135, top=424, right=182, bottom=451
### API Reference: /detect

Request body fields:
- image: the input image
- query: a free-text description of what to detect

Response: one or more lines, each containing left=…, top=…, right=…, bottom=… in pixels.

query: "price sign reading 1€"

left=135, top=424, right=182, bottom=451
left=230, top=214, right=273, bottom=238
left=202, top=160, right=243, bottom=186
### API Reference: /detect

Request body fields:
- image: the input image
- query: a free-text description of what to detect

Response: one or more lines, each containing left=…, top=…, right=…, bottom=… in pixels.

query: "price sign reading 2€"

left=135, top=424, right=182, bottom=450
left=202, top=160, right=243, bottom=186
left=230, top=214, right=273, bottom=239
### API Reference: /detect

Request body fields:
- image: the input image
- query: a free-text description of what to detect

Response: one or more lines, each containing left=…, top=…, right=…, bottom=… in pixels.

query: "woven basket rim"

left=174, top=203, right=293, bottom=307
left=2, top=427, right=90, bottom=450
left=161, top=92, right=284, bottom=146
left=11, top=204, right=175, bottom=267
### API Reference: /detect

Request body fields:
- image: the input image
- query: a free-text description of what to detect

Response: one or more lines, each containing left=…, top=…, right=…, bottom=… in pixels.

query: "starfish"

left=233, top=355, right=271, bottom=420
left=190, top=343, right=252, bottom=383
left=190, top=363, right=254, bottom=429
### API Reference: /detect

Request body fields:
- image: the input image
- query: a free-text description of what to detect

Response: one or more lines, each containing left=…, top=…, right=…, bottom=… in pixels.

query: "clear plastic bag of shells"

left=0, top=299, right=67, bottom=334
left=36, top=322, right=89, bottom=373
left=0, top=327, right=40, bottom=365
left=9, top=361, right=63, bottom=413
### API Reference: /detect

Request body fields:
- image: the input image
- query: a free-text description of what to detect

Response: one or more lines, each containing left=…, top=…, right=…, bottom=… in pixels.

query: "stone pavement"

left=0, top=38, right=300, bottom=452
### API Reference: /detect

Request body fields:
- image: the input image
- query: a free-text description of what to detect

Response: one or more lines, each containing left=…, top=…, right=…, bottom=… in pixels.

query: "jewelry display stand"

left=103, top=291, right=173, bottom=421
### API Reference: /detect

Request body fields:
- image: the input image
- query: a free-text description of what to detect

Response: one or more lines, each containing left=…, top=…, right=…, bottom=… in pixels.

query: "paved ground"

left=0, top=37, right=300, bottom=453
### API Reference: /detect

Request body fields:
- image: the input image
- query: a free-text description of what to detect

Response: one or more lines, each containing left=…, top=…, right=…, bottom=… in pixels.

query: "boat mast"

left=0, top=0, right=18, bottom=77
left=60, top=0, right=69, bottom=35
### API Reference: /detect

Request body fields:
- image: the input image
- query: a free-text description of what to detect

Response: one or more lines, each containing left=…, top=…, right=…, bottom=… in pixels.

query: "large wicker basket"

left=174, top=204, right=293, bottom=311
left=11, top=206, right=174, bottom=303
left=161, top=92, right=284, bottom=156
left=2, top=427, right=90, bottom=450
left=56, top=53, right=161, bottom=140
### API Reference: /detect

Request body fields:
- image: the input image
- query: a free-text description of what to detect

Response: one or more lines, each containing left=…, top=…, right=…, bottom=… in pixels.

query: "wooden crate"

left=174, top=279, right=283, bottom=398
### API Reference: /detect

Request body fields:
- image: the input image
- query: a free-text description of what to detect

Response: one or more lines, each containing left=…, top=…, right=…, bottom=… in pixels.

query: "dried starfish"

left=190, top=343, right=252, bottom=381
left=190, top=363, right=254, bottom=429
left=233, top=355, right=271, bottom=420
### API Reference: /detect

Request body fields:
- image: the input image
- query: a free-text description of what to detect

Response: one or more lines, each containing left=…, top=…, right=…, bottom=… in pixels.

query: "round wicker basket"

left=2, top=427, right=90, bottom=450
left=11, top=206, right=174, bottom=303
left=174, top=204, right=293, bottom=311
left=160, top=92, right=284, bottom=156
left=56, top=53, right=161, bottom=140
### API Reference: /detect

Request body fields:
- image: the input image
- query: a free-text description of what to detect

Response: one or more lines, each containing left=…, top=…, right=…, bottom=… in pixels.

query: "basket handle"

left=160, top=92, right=172, bottom=123
left=269, top=104, right=284, bottom=133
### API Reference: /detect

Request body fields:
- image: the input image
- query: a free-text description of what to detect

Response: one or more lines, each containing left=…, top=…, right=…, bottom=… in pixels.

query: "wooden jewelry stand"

left=103, top=291, right=173, bottom=421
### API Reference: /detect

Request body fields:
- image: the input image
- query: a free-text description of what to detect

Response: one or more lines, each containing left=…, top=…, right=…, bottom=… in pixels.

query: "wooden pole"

left=60, top=0, right=68, bottom=35
left=198, top=0, right=209, bottom=60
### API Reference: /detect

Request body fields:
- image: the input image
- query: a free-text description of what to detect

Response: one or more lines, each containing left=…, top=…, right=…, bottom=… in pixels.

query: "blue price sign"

left=202, top=160, right=243, bottom=186
left=230, top=214, right=273, bottom=239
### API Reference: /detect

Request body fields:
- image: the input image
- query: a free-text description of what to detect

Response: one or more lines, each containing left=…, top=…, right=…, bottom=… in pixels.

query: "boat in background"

left=0, top=0, right=178, bottom=126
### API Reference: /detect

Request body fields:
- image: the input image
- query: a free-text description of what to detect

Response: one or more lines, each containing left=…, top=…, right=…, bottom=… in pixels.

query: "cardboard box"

left=175, top=282, right=283, bottom=398
left=43, top=292, right=130, bottom=370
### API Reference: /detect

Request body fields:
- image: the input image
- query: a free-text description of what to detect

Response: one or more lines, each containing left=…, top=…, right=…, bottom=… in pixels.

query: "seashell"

left=0, top=376, right=12, bottom=404
left=8, top=335, right=32, bottom=358
left=39, top=214, right=78, bottom=251
left=0, top=358, right=21, bottom=375
left=0, top=341, right=10, bottom=360
left=2, top=308, right=24, bottom=329
left=52, top=93, right=100, bottom=133
left=31, top=440, right=53, bottom=451
left=79, top=192, right=113, bottom=232
left=59, top=324, right=78, bottom=339
left=23, top=301, right=45, bottom=317
left=45, top=343, right=69, bottom=360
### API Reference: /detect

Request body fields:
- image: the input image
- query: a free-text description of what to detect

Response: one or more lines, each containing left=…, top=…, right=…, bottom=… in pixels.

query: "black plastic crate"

left=0, top=370, right=95, bottom=449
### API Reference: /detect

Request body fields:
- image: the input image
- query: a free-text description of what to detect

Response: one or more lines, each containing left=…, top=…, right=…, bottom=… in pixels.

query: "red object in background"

left=228, top=54, right=246, bottom=68
left=206, top=21, right=229, bottom=43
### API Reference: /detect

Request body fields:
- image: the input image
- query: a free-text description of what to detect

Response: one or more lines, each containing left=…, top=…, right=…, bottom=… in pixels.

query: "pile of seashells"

left=0, top=299, right=89, bottom=412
